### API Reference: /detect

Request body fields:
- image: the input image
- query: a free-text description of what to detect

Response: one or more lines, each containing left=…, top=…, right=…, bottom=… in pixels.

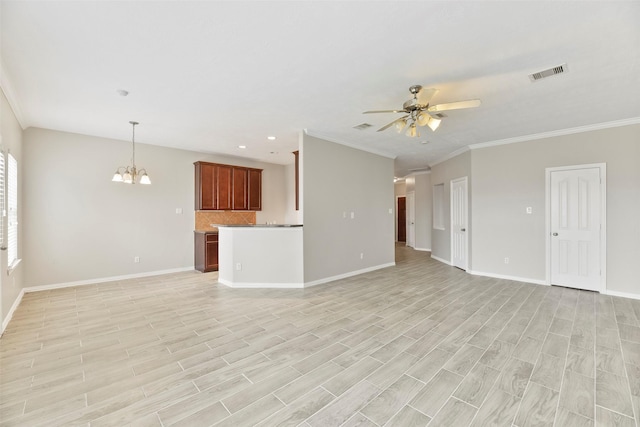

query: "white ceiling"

left=2, top=1, right=639, bottom=177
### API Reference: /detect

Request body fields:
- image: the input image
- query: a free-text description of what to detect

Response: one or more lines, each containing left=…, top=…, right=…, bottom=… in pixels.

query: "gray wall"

left=302, top=134, right=395, bottom=283
left=0, top=89, right=24, bottom=329
left=430, top=150, right=472, bottom=263
left=471, top=123, right=640, bottom=294
left=23, top=127, right=292, bottom=287
left=414, top=172, right=432, bottom=251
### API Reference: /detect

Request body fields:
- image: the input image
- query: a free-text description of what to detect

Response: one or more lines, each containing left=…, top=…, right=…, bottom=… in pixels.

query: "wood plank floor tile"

left=595, top=369, right=634, bottom=417
left=596, top=405, right=636, bottom=427
left=306, top=380, right=380, bottom=427
left=469, top=388, right=520, bottom=426
left=559, top=369, right=595, bottom=419
left=514, top=381, right=558, bottom=427
left=3, top=246, right=640, bottom=426
left=409, top=368, right=464, bottom=417
left=496, top=357, right=534, bottom=398
left=360, top=374, right=424, bottom=425
left=428, top=397, right=477, bottom=427
left=386, top=405, right=431, bottom=426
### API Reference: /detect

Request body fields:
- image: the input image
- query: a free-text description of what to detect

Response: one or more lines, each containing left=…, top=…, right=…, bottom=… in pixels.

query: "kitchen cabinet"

left=232, top=167, right=248, bottom=210
left=194, top=231, right=218, bottom=272
left=248, top=168, right=262, bottom=211
left=195, top=161, right=262, bottom=211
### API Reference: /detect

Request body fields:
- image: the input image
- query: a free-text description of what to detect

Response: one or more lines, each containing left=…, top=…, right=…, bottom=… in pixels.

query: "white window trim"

left=7, top=152, right=19, bottom=275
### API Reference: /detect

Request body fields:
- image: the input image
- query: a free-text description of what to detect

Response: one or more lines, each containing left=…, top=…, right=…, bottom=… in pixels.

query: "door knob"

left=552, top=232, right=558, bottom=236
left=461, top=228, right=466, bottom=232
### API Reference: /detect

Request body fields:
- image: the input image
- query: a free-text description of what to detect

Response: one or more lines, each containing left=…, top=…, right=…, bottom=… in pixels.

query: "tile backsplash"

left=195, top=211, right=256, bottom=231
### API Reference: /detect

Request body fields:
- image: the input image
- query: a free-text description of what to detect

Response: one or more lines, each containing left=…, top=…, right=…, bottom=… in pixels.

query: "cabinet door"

left=196, top=162, right=216, bottom=210
left=248, top=169, right=262, bottom=211
left=205, top=234, right=219, bottom=271
left=232, top=167, right=248, bottom=210
left=217, top=165, right=233, bottom=210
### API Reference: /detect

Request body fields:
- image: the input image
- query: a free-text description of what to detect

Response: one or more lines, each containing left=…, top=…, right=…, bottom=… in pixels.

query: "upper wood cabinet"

left=248, top=168, right=262, bottom=211
left=217, top=165, right=233, bottom=210
left=195, top=161, right=262, bottom=211
left=232, top=167, right=248, bottom=210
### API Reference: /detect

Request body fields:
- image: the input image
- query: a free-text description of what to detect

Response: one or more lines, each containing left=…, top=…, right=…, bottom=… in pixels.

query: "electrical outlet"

left=350, top=212, right=355, bottom=219
left=360, top=253, right=364, bottom=259
left=504, top=257, right=509, bottom=264
left=389, top=208, right=393, bottom=214
left=176, top=208, right=183, bottom=214
left=236, top=263, right=242, bottom=271
left=134, top=256, right=140, bottom=263
left=526, top=207, right=532, bottom=214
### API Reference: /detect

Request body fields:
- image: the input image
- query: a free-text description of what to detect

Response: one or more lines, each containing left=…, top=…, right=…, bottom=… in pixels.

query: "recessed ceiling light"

left=238, top=145, right=246, bottom=149
left=267, top=136, right=276, bottom=140
left=116, top=89, right=129, bottom=97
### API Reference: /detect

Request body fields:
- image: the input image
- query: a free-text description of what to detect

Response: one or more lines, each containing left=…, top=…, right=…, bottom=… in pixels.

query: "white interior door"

left=550, top=167, right=603, bottom=291
left=451, top=177, right=468, bottom=270
left=406, top=192, right=415, bottom=248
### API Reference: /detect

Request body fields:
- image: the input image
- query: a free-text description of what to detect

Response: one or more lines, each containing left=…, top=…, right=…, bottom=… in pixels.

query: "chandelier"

left=112, top=121, right=151, bottom=185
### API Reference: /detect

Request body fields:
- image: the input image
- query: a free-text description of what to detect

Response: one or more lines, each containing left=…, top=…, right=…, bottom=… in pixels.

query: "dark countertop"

left=213, top=224, right=303, bottom=228
left=194, top=229, right=219, bottom=234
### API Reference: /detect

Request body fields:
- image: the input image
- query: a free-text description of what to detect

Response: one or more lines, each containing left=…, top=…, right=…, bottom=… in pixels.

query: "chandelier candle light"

left=112, top=121, right=151, bottom=185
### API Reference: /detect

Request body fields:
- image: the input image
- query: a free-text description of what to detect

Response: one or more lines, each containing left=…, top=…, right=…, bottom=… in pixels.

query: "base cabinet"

left=195, top=231, right=218, bottom=272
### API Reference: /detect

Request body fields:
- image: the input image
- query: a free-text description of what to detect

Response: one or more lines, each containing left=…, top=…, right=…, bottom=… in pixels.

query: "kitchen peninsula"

left=216, top=224, right=303, bottom=288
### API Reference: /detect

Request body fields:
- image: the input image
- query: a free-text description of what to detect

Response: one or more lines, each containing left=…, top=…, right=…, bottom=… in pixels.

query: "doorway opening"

left=397, top=196, right=406, bottom=242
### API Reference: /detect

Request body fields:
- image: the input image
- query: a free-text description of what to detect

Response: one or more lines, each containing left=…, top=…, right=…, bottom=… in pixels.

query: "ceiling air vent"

left=529, top=63, right=568, bottom=82
left=353, top=123, right=373, bottom=130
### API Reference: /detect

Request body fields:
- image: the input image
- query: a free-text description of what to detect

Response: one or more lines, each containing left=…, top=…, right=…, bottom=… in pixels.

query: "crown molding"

left=469, top=117, right=640, bottom=151
left=303, top=129, right=397, bottom=160
left=0, top=60, right=26, bottom=129
left=429, top=146, right=470, bottom=167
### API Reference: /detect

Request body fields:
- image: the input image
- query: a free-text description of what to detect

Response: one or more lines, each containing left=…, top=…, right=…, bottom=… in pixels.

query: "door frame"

left=395, top=195, right=406, bottom=242
left=450, top=176, right=469, bottom=270
left=406, top=191, right=415, bottom=248
left=545, top=163, right=607, bottom=291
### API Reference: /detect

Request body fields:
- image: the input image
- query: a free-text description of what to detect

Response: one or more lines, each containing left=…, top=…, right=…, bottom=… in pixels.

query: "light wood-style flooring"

left=2, top=246, right=640, bottom=426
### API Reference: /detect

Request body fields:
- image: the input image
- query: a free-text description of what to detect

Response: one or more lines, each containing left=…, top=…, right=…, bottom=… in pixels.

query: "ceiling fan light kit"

left=364, top=84, right=480, bottom=137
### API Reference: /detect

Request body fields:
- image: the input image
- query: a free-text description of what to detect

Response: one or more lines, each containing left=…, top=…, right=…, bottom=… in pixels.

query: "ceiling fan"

left=364, top=85, right=481, bottom=137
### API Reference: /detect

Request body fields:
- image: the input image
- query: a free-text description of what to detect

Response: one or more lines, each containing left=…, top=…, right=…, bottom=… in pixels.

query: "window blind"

left=8, top=153, right=17, bottom=267
left=0, top=151, right=5, bottom=246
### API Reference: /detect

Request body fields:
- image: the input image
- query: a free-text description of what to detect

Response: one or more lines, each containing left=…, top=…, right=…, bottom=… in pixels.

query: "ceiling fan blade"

left=363, top=109, right=405, bottom=114
left=427, top=99, right=481, bottom=112
left=377, top=115, right=409, bottom=132
left=417, top=88, right=438, bottom=105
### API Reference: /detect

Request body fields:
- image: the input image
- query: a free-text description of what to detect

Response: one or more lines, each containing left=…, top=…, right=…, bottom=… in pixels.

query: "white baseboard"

left=467, top=270, right=547, bottom=286
left=303, top=262, right=396, bottom=288
left=431, top=255, right=452, bottom=265
left=414, top=247, right=432, bottom=252
left=603, top=289, right=640, bottom=301
left=1, top=288, right=25, bottom=336
left=22, top=267, right=195, bottom=293
left=218, top=262, right=396, bottom=289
